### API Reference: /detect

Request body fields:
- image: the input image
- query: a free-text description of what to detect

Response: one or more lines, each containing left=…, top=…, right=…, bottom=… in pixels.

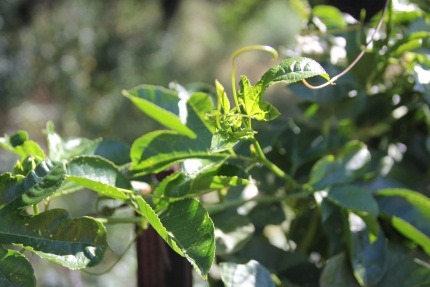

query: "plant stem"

left=301, top=0, right=391, bottom=90
left=32, top=204, right=39, bottom=215
left=206, top=191, right=312, bottom=215
left=95, top=216, right=144, bottom=225
left=251, top=138, right=297, bottom=188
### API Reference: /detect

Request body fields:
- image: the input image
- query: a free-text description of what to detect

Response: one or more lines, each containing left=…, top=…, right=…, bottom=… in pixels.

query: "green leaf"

left=321, top=248, right=430, bottom=287
left=0, top=160, right=66, bottom=209
left=376, top=188, right=430, bottom=254
left=45, top=121, right=101, bottom=161
left=215, top=79, right=230, bottom=113
left=376, top=246, right=430, bottom=287
left=327, top=185, right=378, bottom=217
left=220, top=260, right=275, bottom=287
left=257, top=57, right=330, bottom=92
left=93, top=140, right=131, bottom=166
left=122, top=85, right=196, bottom=138
left=320, top=253, right=361, bottom=287
left=130, top=130, right=228, bottom=174
left=309, top=141, right=371, bottom=190
left=347, top=214, right=387, bottom=286
left=132, top=197, right=215, bottom=278
left=154, top=160, right=249, bottom=198
left=238, top=76, right=280, bottom=121
left=0, top=209, right=107, bottom=269
left=312, top=5, right=347, bottom=30
left=385, top=31, right=430, bottom=58
left=66, top=155, right=131, bottom=200
left=0, top=245, right=36, bottom=287
left=0, top=131, right=45, bottom=160
left=130, top=93, right=222, bottom=175
left=160, top=198, right=215, bottom=278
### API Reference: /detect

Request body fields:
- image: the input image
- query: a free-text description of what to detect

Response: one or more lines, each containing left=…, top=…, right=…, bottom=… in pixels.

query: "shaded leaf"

left=0, top=209, right=107, bottom=269
left=309, top=141, right=370, bottom=190
left=347, top=214, right=387, bottom=286
left=327, top=185, right=378, bottom=217
left=320, top=253, right=361, bottom=287
left=66, top=155, right=131, bottom=200
left=122, top=85, right=196, bottom=138
left=94, top=139, right=131, bottom=166
left=0, top=245, right=35, bottom=287
left=220, top=260, right=275, bottom=287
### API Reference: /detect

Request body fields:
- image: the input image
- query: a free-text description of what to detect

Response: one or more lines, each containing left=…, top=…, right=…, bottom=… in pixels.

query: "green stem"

left=95, top=216, right=145, bottom=225
left=297, top=207, right=320, bottom=253
left=231, top=45, right=278, bottom=110
left=251, top=138, right=297, bottom=188
left=206, top=191, right=312, bottom=215
left=32, top=204, right=40, bottom=215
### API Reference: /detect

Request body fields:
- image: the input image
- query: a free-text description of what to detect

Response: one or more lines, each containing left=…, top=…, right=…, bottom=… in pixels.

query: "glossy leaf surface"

left=0, top=160, right=66, bottom=209
left=0, top=209, right=107, bottom=269
left=133, top=197, right=215, bottom=278
left=66, top=155, right=131, bottom=200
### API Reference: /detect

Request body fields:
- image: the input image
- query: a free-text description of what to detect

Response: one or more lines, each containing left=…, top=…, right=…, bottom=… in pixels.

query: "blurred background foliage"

left=0, top=0, right=305, bottom=143
left=1, top=0, right=429, bottom=286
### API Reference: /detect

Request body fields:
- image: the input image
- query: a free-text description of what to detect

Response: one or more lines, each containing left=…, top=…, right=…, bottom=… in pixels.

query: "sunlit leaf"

left=130, top=93, right=222, bottom=175
left=45, top=121, right=101, bottom=161
left=132, top=197, right=215, bottom=278
left=0, top=245, right=35, bottom=287
left=376, top=188, right=430, bottom=254
left=154, top=160, right=249, bottom=198
left=220, top=260, right=275, bottom=287
left=0, top=131, right=45, bottom=160
left=238, top=76, right=280, bottom=121
left=215, top=79, right=230, bottom=113
left=66, top=155, right=131, bottom=200
left=0, top=160, right=66, bottom=209
left=122, top=85, right=196, bottom=138
left=257, top=57, right=330, bottom=92
left=312, top=5, right=347, bottom=30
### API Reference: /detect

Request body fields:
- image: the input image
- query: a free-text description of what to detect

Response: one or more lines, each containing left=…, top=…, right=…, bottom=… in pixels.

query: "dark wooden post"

left=135, top=167, right=192, bottom=287
left=135, top=226, right=192, bottom=287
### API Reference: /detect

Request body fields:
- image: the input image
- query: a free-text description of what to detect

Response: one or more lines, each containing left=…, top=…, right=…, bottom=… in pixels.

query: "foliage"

left=1, top=0, right=430, bottom=286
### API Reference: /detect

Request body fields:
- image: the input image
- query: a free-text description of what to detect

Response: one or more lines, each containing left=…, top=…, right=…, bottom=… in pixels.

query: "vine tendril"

left=231, top=45, right=278, bottom=108
left=301, top=0, right=391, bottom=89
